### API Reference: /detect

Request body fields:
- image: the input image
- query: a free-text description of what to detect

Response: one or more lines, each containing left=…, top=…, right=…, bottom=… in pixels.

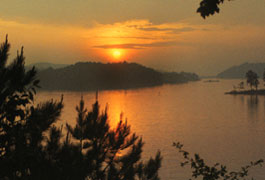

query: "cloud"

left=137, top=26, right=195, bottom=33
left=93, top=41, right=181, bottom=49
left=86, top=20, right=203, bottom=50
left=84, top=19, right=203, bottom=51
left=93, top=36, right=156, bottom=40
left=137, top=27, right=172, bottom=31
left=171, top=27, right=196, bottom=33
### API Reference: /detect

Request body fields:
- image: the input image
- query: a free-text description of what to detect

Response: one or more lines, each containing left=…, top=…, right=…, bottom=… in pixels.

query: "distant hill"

left=37, top=61, right=199, bottom=91
left=217, top=62, right=265, bottom=79
left=26, top=62, right=68, bottom=71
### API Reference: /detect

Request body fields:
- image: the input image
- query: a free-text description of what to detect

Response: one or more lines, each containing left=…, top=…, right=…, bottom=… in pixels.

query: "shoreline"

left=225, top=89, right=265, bottom=95
left=37, top=80, right=199, bottom=92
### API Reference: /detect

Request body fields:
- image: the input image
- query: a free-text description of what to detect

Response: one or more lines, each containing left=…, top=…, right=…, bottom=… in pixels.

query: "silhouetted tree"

left=0, top=36, right=162, bottom=180
left=254, top=78, right=259, bottom=91
left=238, top=81, right=244, bottom=89
left=197, top=0, right=230, bottom=18
left=233, top=81, right=244, bottom=91
left=66, top=98, right=162, bottom=180
left=0, top=35, right=64, bottom=179
left=174, top=142, right=263, bottom=180
left=246, top=70, right=259, bottom=91
left=263, top=69, right=265, bottom=85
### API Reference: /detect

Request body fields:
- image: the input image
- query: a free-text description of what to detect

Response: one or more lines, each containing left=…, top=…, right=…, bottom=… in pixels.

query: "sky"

left=0, top=0, right=264, bottom=76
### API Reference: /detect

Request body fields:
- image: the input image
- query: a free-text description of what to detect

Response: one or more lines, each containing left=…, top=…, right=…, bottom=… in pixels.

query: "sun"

left=107, top=49, right=127, bottom=62
left=112, top=49, right=122, bottom=59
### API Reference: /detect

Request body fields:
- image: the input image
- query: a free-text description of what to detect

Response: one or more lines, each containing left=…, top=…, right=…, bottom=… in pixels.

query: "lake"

left=36, top=79, right=265, bottom=180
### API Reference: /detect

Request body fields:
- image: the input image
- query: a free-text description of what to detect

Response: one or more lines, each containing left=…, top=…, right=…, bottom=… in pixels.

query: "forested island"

left=226, top=69, right=265, bottom=95
left=36, top=61, right=199, bottom=91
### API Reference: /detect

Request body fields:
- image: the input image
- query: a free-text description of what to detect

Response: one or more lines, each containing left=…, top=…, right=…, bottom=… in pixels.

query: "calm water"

left=36, top=79, right=265, bottom=180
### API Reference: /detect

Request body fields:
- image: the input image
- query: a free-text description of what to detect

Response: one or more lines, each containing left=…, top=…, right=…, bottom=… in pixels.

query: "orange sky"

left=0, top=0, right=264, bottom=76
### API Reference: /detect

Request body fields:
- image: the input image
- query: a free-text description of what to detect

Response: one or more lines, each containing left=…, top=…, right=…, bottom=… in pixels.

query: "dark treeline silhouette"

left=37, top=62, right=199, bottom=91
left=0, top=37, right=162, bottom=179
left=26, top=62, right=68, bottom=71
left=162, top=71, right=199, bottom=84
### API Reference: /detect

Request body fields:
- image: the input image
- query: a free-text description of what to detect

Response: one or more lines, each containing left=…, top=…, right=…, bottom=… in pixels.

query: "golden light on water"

left=107, top=102, right=124, bottom=128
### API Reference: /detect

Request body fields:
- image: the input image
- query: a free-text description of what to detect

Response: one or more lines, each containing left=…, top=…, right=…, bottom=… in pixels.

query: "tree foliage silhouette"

left=262, top=69, right=265, bottom=82
left=246, top=70, right=259, bottom=90
left=0, top=35, right=64, bottom=179
left=197, top=0, right=227, bottom=18
left=66, top=98, right=162, bottom=180
left=0, top=36, right=162, bottom=180
left=174, top=142, right=263, bottom=180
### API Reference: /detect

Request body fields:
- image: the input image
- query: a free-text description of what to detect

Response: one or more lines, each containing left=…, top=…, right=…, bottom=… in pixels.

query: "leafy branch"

left=173, top=142, right=263, bottom=180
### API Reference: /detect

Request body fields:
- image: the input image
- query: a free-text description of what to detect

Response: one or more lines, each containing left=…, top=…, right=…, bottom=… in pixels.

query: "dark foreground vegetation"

left=0, top=37, right=263, bottom=180
left=37, top=62, right=199, bottom=91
